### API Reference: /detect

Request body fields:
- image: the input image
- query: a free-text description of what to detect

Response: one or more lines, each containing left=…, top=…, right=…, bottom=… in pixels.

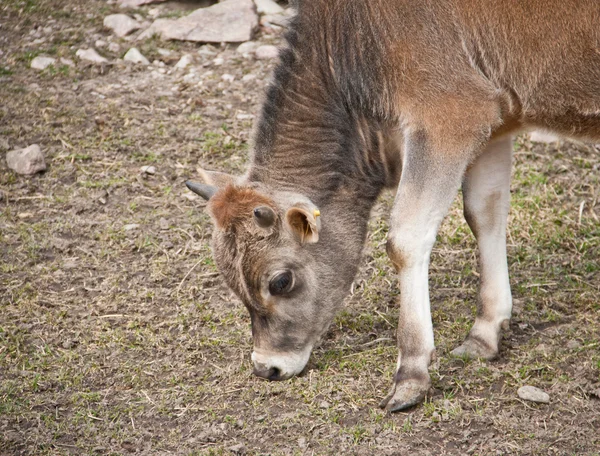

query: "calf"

left=186, top=0, right=600, bottom=411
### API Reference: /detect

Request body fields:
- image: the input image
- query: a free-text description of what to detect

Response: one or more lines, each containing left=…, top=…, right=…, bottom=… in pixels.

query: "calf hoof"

left=450, top=336, right=498, bottom=360
left=379, top=378, right=430, bottom=412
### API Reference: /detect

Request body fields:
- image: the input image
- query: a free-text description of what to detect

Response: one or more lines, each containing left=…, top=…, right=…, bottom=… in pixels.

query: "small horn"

left=185, top=180, right=217, bottom=200
left=253, top=206, right=276, bottom=228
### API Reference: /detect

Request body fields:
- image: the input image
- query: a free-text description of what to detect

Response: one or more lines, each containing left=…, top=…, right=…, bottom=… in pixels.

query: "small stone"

left=30, top=56, right=56, bottom=70
left=318, top=400, right=330, bottom=409
left=255, top=0, right=284, bottom=15
left=104, top=14, right=141, bottom=37
left=242, top=73, right=256, bottom=82
left=62, top=339, right=76, bottom=349
left=0, top=137, right=10, bottom=151
left=298, top=437, right=307, bottom=449
left=140, top=165, right=156, bottom=175
left=59, top=57, right=74, bottom=67
left=108, top=42, right=121, bottom=53
left=236, top=113, right=254, bottom=120
left=95, top=39, right=107, bottom=48
left=6, top=144, right=46, bottom=175
left=255, top=45, right=279, bottom=60
left=159, top=218, right=169, bottom=230
left=157, top=48, right=172, bottom=57
left=212, top=57, right=224, bottom=66
left=221, top=73, right=235, bottom=82
left=517, top=385, right=550, bottom=404
left=566, top=340, right=581, bottom=350
left=76, top=48, right=108, bottom=64
left=123, top=47, right=149, bottom=65
left=124, top=223, right=140, bottom=231
left=228, top=443, right=245, bottom=454
left=236, top=41, right=257, bottom=55
left=138, top=0, right=258, bottom=43
left=175, top=54, right=193, bottom=69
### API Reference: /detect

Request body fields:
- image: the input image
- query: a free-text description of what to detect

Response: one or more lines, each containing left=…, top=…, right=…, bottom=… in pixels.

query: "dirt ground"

left=1, top=1, right=599, bottom=455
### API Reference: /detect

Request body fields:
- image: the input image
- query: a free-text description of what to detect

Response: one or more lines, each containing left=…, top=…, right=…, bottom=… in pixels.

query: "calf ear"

left=185, top=168, right=236, bottom=201
left=285, top=204, right=321, bottom=244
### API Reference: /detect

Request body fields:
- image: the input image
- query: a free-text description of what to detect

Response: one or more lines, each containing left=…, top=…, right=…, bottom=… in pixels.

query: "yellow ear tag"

left=313, top=209, right=321, bottom=218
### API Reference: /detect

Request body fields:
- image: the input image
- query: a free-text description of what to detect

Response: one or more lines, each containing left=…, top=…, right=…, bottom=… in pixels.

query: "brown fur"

left=208, top=185, right=275, bottom=230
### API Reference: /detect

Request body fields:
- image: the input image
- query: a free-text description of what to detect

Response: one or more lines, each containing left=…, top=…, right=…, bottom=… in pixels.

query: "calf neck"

left=186, top=0, right=600, bottom=410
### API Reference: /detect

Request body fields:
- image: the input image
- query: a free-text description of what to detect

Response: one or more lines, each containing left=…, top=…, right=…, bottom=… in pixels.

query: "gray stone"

left=254, top=0, right=284, bottom=15
left=108, top=42, right=121, bottom=53
left=6, top=144, right=46, bottom=175
left=140, top=165, right=156, bottom=174
left=124, top=224, right=140, bottom=231
left=76, top=48, right=108, bottom=64
left=255, top=44, right=278, bottom=60
left=175, top=54, right=194, bottom=70
left=30, top=56, right=56, bottom=70
left=138, top=0, right=258, bottom=43
left=104, top=14, right=141, bottom=37
left=236, top=41, right=257, bottom=55
left=59, top=57, right=74, bottom=67
left=124, top=47, right=150, bottom=65
left=517, top=385, right=550, bottom=404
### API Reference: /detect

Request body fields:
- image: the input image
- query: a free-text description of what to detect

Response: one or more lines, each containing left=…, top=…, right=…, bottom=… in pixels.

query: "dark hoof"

left=379, top=379, right=430, bottom=412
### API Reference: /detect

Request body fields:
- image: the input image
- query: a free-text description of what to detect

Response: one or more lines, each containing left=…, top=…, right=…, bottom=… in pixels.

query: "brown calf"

left=186, top=0, right=600, bottom=411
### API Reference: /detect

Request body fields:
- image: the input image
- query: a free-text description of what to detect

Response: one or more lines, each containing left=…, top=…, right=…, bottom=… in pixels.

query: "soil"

left=1, top=1, right=599, bottom=455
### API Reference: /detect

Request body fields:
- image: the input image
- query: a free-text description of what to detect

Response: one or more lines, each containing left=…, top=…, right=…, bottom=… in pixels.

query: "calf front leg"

left=451, top=136, right=513, bottom=359
left=380, top=130, right=479, bottom=412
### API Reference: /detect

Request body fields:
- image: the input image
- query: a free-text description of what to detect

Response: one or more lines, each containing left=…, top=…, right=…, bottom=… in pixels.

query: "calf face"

left=189, top=177, right=366, bottom=380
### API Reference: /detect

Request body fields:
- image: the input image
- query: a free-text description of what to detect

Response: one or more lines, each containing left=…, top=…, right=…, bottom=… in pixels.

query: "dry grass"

left=1, top=1, right=599, bottom=455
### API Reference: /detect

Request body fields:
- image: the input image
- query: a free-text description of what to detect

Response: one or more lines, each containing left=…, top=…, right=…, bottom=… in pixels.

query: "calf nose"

left=253, top=364, right=282, bottom=381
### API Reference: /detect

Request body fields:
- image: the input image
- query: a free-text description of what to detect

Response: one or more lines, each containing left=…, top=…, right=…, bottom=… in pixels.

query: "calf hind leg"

left=451, top=136, right=513, bottom=359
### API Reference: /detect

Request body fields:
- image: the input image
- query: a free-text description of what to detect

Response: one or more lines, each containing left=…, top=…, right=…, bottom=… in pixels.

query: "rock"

left=6, top=144, right=46, bottom=175
left=566, top=340, right=581, bottom=350
left=108, top=42, right=121, bottom=53
left=255, top=45, right=279, bottom=60
left=242, top=73, right=256, bottom=82
left=261, top=13, right=291, bottom=27
left=236, top=41, right=257, bottom=55
left=124, top=47, right=149, bottom=65
left=255, top=0, right=284, bottom=15
left=222, top=74, right=235, bottom=82
left=159, top=218, right=169, bottom=230
left=76, top=48, right=108, bottom=64
left=236, top=113, right=254, bottom=120
left=95, top=39, right=108, bottom=48
left=140, top=165, right=156, bottom=175
left=517, top=385, right=550, bottom=404
left=59, top=57, right=74, bottom=67
left=0, top=137, right=9, bottom=151
left=138, top=0, right=258, bottom=43
left=318, top=400, right=330, bottom=409
left=30, top=56, right=56, bottom=70
left=104, top=14, right=141, bottom=37
left=124, top=223, right=140, bottom=231
left=175, top=54, right=194, bottom=69
left=529, top=131, right=561, bottom=144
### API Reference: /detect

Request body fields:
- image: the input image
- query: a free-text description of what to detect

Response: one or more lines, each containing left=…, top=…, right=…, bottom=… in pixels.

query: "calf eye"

left=269, top=271, right=294, bottom=296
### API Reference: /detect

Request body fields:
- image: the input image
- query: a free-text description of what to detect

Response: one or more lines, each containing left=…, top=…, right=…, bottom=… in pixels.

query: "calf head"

left=187, top=170, right=364, bottom=380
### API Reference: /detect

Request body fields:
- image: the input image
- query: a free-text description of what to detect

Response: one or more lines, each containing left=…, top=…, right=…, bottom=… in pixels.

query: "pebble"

left=140, top=165, right=156, bottom=175
left=159, top=218, right=169, bottom=230
left=236, top=41, right=257, bottom=55
left=175, top=54, right=193, bottom=70
left=228, top=443, right=246, bottom=454
left=242, top=73, right=257, bottom=82
left=566, top=340, right=581, bottom=350
left=255, top=45, right=279, bottom=60
left=517, top=385, right=550, bottom=404
left=124, top=224, right=140, bottom=231
left=123, top=47, right=149, bottom=65
left=76, top=48, right=108, bottom=64
left=108, top=42, right=121, bottom=53
left=104, top=14, right=141, bottom=37
left=95, top=39, right=108, bottom=48
left=221, top=74, right=235, bottom=82
left=60, top=57, right=74, bottom=67
left=30, top=56, right=56, bottom=70
left=6, top=144, right=46, bottom=175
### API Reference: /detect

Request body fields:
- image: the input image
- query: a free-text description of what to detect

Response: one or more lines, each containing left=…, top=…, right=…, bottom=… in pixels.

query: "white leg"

left=381, top=130, right=478, bottom=412
left=452, top=136, right=513, bottom=359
